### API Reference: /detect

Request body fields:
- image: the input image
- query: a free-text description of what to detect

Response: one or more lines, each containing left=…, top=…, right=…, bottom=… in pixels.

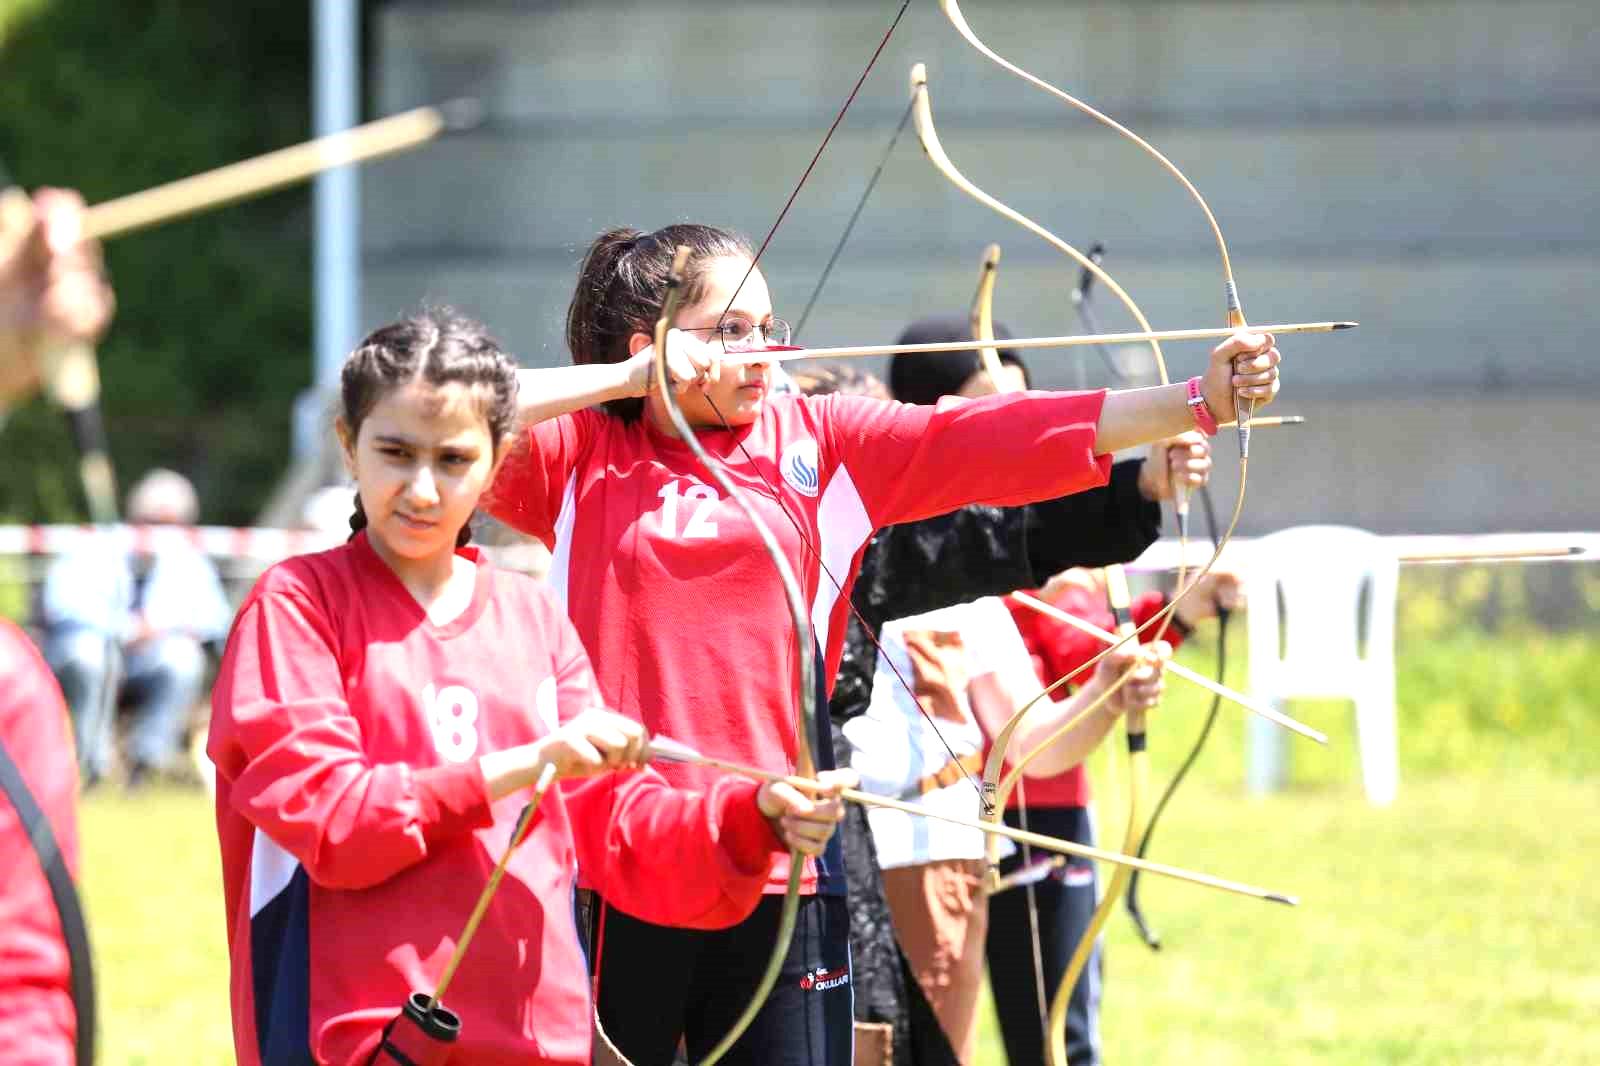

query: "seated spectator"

left=40, top=469, right=231, bottom=788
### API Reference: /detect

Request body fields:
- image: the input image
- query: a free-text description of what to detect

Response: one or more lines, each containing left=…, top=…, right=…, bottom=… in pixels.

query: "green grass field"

left=78, top=620, right=1600, bottom=1064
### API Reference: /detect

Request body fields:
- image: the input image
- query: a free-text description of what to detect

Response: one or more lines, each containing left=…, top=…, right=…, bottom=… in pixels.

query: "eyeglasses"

left=682, top=317, right=792, bottom=353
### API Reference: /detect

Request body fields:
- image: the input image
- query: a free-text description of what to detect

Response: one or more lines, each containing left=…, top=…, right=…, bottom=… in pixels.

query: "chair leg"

left=1353, top=685, right=1398, bottom=807
left=1246, top=697, right=1290, bottom=794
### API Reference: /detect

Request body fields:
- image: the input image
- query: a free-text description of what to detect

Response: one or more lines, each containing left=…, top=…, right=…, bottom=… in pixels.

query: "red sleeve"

left=1131, top=590, right=1186, bottom=654
left=566, top=771, right=779, bottom=929
left=485, top=408, right=601, bottom=541
left=543, top=601, right=778, bottom=928
left=818, top=390, right=1112, bottom=527
left=209, top=588, right=494, bottom=892
left=0, top=621, right=79, bottom=1066
left=1006, top=583, right=1185, bottom=693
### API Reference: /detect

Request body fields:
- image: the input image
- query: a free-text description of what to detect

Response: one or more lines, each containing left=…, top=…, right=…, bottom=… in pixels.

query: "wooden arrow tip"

left=1332, top=321, right=1359, bottom=330
left=1266, top=893, right=1299, bottom=906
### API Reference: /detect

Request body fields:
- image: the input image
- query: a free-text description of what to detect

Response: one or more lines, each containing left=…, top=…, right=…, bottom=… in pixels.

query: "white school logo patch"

left=780, top=440, right=820, bottom=497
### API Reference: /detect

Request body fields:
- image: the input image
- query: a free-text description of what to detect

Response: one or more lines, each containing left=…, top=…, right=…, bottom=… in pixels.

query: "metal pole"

left=298, top=0, right=360, bottom=458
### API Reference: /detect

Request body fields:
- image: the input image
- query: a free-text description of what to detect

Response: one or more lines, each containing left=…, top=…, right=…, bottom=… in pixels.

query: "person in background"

left=988, top=566, right=1238, bottom=1066
left=0, top=183, right=113, bottom=1066
left=0, top=185, right=113, bottom=418
left=40, top=468, right=231, bottom=788
left=819, top=324, right=1210, bottom=1066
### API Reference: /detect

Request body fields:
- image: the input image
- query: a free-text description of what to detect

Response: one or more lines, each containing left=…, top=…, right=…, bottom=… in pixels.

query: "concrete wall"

left=364, top=0, right=1600, bottom=534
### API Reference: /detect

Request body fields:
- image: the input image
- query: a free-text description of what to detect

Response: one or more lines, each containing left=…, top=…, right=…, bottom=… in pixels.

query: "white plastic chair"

left=1245, top=525, right=1400, bottom=805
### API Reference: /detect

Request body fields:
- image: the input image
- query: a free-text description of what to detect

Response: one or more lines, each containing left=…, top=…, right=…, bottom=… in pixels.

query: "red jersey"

left=1000, top=582, right=1184, bottom=807
left=0, top=621, right=80, bottom=1066
left=208, top=535, right=781, bottom=1066
left=490, top=390, right=1110, bottom=892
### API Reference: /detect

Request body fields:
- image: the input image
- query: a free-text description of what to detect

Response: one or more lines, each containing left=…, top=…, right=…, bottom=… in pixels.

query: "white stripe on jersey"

left=810, top=465, right=873, bottom=654
left=546, top=472, right=579, bottom=612
left=248, top=829, right=300, bottom=918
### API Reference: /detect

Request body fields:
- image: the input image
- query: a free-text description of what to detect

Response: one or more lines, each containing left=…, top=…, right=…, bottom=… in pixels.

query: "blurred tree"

left=0, top=0, right=327, bottom=525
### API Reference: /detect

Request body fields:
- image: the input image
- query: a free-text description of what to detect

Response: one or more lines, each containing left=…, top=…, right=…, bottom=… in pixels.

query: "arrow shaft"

left=1008, top=590, right=1328, bottom=744
left=729, top=320, right=1353, bottom=365
left=651, top=744, right=1294, bottom=904
left=85, top=106, right=449, bottom=241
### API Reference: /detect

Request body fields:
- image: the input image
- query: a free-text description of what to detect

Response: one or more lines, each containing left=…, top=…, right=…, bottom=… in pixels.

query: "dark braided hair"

left=566, top=224, right=755, bottom=422
left=340, top=308, right=519, bottom=548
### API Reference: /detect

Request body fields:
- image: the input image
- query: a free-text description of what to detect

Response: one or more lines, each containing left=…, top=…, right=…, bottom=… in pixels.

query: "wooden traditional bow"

left=920, top=5, right=1354, bottom=861
left=906, top=65, right=1179, bottom=886
left=642, top=247, right=819, bottom=1066
left=953, top=235, right=1163, bottom=1054
left=940, top=0, right=1257, bottom=454
left=1045, top=567, right=1150, bottom=1066
left=924, top=5, right=1321, bottom=1050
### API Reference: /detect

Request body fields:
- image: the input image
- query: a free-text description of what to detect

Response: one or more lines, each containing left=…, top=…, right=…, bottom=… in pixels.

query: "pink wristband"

left=1186, top=376, right=1219, bottom=437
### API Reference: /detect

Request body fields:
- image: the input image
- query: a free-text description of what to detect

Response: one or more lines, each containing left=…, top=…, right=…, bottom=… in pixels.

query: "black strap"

left=0, top=736, right=96, bottom=1066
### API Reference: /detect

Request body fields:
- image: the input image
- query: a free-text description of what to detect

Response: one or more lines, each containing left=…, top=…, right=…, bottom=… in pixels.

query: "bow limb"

left=939, top=0, right=1256, bottom=453
left=0, top=736, right=96, bottom=1066
left=909, top=60, right=1169, bottom=858
left=914, top=45, right=1258, bottom=743
left=1045, top=565, right=1149, bottom=1066
left=1127, top=484, right=1231, bottom=949
left=651, top=248, right=815, bottom=1066
left=966, top=245, right=1055, bottom=1034
left=969, top=242, right=1007, bottom=388
left=910, top=65, right=1168, bottom=388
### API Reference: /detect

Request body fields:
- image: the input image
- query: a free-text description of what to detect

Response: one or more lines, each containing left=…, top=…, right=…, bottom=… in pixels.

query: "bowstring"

left=692, top=0, right=985, bottom=802
left=793, top=96, right=916, bottom=340
left=1124, top=480, right=1228, bottom=949
left=702, top=394, right=986, bottom=802
left=717, top=0, right=912, bottom=327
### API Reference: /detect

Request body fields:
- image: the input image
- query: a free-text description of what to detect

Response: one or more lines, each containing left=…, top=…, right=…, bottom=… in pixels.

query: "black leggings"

left=594, top=894, right=854, bottom=1066
left=984, top=805, right=1103, bottom=1066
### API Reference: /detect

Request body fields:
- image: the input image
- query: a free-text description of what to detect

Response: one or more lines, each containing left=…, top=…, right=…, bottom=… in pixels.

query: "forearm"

left=1014, top=686, right=1121, bottom=779
left=1094, top=384, right=1197, bottom=455
left=479, top=742, right=549, bottom=802
left=516, top=362, right=637, bottom=426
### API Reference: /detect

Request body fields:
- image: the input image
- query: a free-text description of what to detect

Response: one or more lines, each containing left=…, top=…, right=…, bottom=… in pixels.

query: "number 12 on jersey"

left=656, top=480, right=720, bottom=539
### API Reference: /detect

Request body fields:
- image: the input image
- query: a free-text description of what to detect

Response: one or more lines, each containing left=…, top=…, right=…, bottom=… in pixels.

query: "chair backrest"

left=1246, top=525, right=1399, bottom=698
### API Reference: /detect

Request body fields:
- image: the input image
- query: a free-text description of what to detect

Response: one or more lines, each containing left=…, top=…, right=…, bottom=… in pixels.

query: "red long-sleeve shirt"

left=208, top=536, right=782, bottom=1066
left=1001, top=581, right=1185, bottom=807
left=489, top=390, right=1112, bottom=892
left=0, top=621, right=80, bottom=1066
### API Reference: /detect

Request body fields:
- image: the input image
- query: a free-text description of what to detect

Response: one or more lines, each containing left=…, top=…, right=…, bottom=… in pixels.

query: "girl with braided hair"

left=207, top=309, right=846, bottom=1066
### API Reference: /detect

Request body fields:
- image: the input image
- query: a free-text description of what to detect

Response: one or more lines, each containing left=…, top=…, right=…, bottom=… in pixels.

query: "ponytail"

left=565, top=224, right=754, bottom=422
